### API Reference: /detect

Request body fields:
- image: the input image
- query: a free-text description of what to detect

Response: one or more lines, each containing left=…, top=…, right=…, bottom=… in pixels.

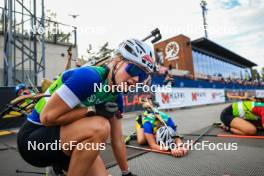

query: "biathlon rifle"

left=26, top=75, right=39, bottom=94
left=92, top=28, right=162, bottom=66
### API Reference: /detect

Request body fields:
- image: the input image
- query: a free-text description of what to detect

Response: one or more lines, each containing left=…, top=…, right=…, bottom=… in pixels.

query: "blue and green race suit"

left=27, top=66, right=123, bottom=125
left=139, top=109, right=176, bottom=135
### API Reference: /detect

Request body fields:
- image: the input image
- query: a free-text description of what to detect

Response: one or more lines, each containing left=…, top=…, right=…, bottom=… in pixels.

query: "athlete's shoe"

left=124, top=132, right=137, bottom=144
left=46, top=165, right=65, bottom=176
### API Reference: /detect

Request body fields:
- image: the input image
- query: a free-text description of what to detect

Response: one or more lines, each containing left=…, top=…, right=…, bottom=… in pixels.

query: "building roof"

left=191, top=37, right=257, bottom=67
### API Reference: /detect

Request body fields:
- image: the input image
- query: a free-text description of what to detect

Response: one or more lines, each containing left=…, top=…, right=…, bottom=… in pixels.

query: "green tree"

left=45, top=9, right=57, bottom=41
left=86, top=42, right=114, bottom=65
left=251, top=69, right=260, bottom=81
left=261, top=67, right=264, bottom=81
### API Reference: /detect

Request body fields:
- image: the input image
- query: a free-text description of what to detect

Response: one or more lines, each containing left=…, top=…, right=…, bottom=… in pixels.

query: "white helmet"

left=156, top=126, right=176, bottom=146
left=117, top=39, right=155, bottom=73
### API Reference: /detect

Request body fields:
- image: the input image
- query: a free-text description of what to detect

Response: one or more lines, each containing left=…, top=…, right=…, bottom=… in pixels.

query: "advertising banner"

left=225, top=89, right=256, bottom=101
left=155, top=88, right=225, bottom=109
left=256, top=90, right=264, bottom=98
left=123, top=91, right=153, bottom=113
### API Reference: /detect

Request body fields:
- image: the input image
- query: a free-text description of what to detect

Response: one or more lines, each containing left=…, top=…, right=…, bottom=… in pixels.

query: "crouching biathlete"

left=135, top=99, right=188, bottom=157
left=220, top=99, right=264, bottom=135
left=17, top=39, right=154, bottom=176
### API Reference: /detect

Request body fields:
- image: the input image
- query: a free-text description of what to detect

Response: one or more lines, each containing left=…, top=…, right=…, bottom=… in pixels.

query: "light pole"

left=200, top=0, right=208, bottom=38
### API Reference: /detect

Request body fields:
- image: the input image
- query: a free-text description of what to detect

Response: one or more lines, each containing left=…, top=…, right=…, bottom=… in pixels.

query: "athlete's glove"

left=95, top=101, right=119, bottom=119
left=121, top=171, right=137, bottom=176
left=115, top=110, right=123, bottom=119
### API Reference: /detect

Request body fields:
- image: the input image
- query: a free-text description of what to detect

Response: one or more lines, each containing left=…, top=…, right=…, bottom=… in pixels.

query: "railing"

left=0, top=7, right=76, bottom=46
left=38, top=18, right=77, bottom=46
left=0, top=8, right=3, bottom=34
left=152, top=74, right=264, bottom=90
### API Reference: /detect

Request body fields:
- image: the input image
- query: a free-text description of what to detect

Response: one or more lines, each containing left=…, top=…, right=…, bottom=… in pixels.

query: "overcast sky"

left=1, top=0, right=263, bottom=70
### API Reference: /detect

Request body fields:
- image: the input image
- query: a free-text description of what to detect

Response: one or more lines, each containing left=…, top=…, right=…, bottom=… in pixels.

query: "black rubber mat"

left=0, top=133, right=45, bottom=175
left=0, top=133, right=147, bottom=174
left=186, top=125, right=264, bottom=136
left=102, top=141, right=147, bottom=168
left=108, top=137, right=264, bottom=176
left=0, top=133, right=17, bottom=149
left=0, top=117, right=26, bottom=130
left=0, top=149, right=45, bottom=176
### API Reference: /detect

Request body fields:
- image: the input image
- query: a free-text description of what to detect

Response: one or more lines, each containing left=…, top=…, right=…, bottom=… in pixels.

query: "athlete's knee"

left=91, top=116, right=110, bottom=141
left=243, top=126, right=257, bottom=135
left=136, top=131, right=146, bottom=145
left=137, top=137, right=146, bottom=145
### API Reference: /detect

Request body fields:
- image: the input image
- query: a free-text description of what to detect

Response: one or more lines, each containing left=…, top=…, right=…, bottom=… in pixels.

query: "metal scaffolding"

left=1, top=0, right=77, bottom=86
left=2, top=0, right=45, bottom=86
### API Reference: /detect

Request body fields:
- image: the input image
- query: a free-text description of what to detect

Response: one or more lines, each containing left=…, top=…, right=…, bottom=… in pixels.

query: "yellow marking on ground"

left=0, top=130, right=12, bottom=136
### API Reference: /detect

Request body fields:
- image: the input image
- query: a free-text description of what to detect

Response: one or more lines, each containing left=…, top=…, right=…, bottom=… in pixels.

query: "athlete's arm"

left=116, top=93, right=124, bottom=118
left=143, top=122, right=167, bottom=151
left=257, top=110, right=264, bottom=128
left=262, top=116, right=264, bottom=128
left=145, top=134, right=166, bottom=151
left=64, top=47, right=72, bottom=70
left=40, top=68, right=101, bottom=126
left=165, top=118, right=185, bottom=146
left=252, top=105, right=264, bottom=128
left=166, top=118, right=177, bottom=131
left=40, top=93, right=87, bottom=126
left=227, top=93, right=248, bottom=100
left=109, top=117, right=129, bottom=172
left=165, top=117, right=188, bottom=156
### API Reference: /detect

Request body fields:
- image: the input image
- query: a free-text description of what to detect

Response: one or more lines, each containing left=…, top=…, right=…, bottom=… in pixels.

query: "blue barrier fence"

left=0, top=77, right=263, bottom=113
left=152, top=75, right=264, bottom=90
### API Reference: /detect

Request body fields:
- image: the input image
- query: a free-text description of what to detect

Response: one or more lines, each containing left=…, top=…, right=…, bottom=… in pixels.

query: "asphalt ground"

left=121, top=103, right=230, bottom=135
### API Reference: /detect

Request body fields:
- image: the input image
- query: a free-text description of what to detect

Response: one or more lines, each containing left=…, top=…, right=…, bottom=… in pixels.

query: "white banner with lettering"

left=256, top=90, right=264, bottom=98
left=155, top=88, right=225, bottom=109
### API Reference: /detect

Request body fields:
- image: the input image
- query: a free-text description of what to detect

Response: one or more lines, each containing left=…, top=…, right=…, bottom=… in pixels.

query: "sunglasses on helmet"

left=125, top=63, right=148, bottom=83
